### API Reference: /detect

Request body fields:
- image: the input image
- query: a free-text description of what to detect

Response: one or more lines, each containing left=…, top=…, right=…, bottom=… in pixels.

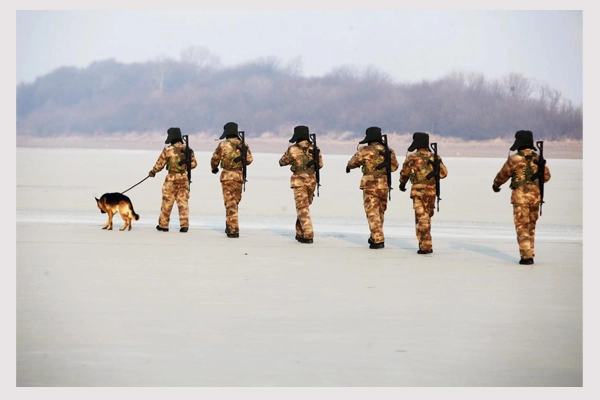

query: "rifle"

left=429, top=142, right=441, bottom=212
left=308, top=133, right=321, bottom=197
left=238, top=131, right=248, bottom=191
left=375, top=134, right=393, bottom=200
left=182, top=134, right=192, bottom=191
left=535, top=140, right=546, bottom=216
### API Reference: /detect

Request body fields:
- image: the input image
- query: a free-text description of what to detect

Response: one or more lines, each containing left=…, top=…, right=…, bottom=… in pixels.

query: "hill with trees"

left=17, top=49, right=582, bottom=142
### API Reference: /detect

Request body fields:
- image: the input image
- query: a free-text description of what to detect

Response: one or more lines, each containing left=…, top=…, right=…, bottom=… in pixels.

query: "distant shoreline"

left=16, top=134, right=583, bottom=159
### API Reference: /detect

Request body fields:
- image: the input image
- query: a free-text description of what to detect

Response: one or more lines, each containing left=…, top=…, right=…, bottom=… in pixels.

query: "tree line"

left=16, top=48, right=582, bottom=141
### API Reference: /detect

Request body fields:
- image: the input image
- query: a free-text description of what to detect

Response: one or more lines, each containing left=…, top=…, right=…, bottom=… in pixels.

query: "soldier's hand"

left=178, top=159, right=187, bottom=166
left=233, top=156, right=243, bottom=163
left=148, top=170, right=155, bottom=178
left=346, top=166, right=351, bottom=173
left=212, top=167, right=219, bottom=174
left=399, top=182, right=407, bottom=192
left=492, top=184, right=501, bottom=193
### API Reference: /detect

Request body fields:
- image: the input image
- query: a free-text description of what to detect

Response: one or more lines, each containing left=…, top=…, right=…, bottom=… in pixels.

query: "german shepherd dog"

left=95, top=192, right=140, bottom=231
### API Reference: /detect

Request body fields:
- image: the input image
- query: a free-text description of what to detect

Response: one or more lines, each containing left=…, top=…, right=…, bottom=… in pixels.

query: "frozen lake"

left=15, top=147, right=584, bottom=389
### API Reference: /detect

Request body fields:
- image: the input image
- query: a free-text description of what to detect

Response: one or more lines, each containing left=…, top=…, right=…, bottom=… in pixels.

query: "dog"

left=95, top=192, right=140, bottom=231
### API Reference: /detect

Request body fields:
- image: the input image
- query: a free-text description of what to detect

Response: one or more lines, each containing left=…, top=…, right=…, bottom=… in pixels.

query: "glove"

left=399, top=182, right=407, bottom=192
left=233, top=156, right=243, bottom=163
left=178, top=158, right=187, bottom=166
left=148, top=170, right=155, bottom=177
left=346, top=166, right=351, bottom=173
left=212, top=167, right=219, bottom=174
left=492, top=184, right=501, bottom=193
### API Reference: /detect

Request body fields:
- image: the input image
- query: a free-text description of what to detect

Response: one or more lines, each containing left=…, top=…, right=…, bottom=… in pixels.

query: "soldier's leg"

left=421, top=194, right=435, bottom=250
left=378, top=186, right=388, bottom=228
left=414, top=196, right=432, bottom=251
left=222, top=180, right=241, bottom=234
left=364, top=189, right=384, bottom=243
left=513, top=203, right=534, bottom=259
left=528, top=202, right=540, bottom=258
left=174, top=180, right=190, bottom=229
left=231, top=181, right=243, bottom=234
left=158, top=181, right=175, bottom=228
left=293, top=185, right=313, bottom=239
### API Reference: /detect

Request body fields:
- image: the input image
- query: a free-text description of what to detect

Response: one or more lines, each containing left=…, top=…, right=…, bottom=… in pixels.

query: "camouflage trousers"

left=363, top=187, right=388, bottom=243
left=413, top=194, right=436, bottom=251
left=513, top=202, right=540, bottom=259
left=158, top=179, right=190, bottom=228
left=222, top=180, right=243, bottom=234
left=293, top=184, right=316, bottom=239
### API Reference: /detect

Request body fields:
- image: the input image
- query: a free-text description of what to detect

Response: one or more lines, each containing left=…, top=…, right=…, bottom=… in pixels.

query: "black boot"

left=519, top=258, right=534, bottom=265
left=369, top=241, right=384, bottom=249
left=225, top=227, right=239, bottom=238
left=295, top=235, right=313, bottom=244
left=156, top=225, right=169, bottom=232
left=180, top=227, right=188, bottom=233
left=417, top=249, right=433, bottom=254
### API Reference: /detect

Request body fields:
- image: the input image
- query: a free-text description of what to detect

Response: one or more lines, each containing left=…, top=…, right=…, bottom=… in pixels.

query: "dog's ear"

left=95, top=197, right=99, bottom=202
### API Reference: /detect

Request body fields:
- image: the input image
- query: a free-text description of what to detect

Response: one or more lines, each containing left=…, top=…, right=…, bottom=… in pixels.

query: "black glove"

left=212, top=167, right=219, bottom=174
left=492, top=184, right=501, bottom=193
left=233, top=156, right=243, bottom=163
left=148, top=170, right=155, bottom=177
left=346, top=166, right=351, bottom=173
left=178, top=158, right=187, bottom=166
left=399, top=182, right=407, bottom=192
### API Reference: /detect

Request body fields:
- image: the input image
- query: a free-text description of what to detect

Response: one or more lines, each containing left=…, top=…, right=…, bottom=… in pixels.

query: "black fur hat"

left=510, top=130, right=534, bottom=151
left=165, top=127, right=182, bottom=144
left=289, top=125, right=310, bottom=143
left=220, top=122, right=239, bottom=139
left=407, top=132, right=429, bottom=151
left=358, top=127, right=382, bottom=144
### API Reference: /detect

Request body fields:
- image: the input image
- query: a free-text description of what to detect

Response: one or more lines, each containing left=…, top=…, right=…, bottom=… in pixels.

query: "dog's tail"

left=131, top=204, right=140, bottom=221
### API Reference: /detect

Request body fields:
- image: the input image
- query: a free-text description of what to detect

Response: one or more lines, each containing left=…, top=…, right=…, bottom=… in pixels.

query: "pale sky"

left=15, top=7, right=585, bottom=105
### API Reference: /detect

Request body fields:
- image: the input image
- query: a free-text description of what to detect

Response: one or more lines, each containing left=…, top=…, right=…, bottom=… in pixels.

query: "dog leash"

left=121, top=176, right=150, bottom=194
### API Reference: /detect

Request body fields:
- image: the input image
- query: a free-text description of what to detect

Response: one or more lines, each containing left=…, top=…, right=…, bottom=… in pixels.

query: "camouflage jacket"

left=347, top=142, right=399, bottom=190
left=211, top=137, right=254, bottom=182
left=399, top=149, right=448, bottom=198
left=279, top=141, right=323, bottom=188
left=493, top=148, right=551, bottom=204
left=151, top=142, right=197, bottom=182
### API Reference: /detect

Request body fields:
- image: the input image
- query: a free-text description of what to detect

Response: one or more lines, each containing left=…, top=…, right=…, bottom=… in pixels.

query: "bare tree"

left=179, top=46, right=221, bottom=70
left=504, top=72, right=533, bottom=101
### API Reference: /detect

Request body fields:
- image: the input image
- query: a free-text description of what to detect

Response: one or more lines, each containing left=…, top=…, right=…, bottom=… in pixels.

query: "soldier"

left=148, top=127, right=197, bottom=232
left=346, top=127, right=399, bottom=249
left=398, top=132, right=448, bottom=254
left=278, top=125, right=323, bottom=244
left=492, top=130, right=551, bottom=265
left=210, top=122, right=254, bottom=238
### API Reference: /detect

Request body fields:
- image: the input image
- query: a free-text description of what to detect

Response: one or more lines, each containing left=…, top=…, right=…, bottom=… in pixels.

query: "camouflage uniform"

left=150, top=131, right=197, bottom=231
left=211, top=124, right=253, bottom=237
left=279, top=128, right=323, bottom=242
left=399, top=146, right=448, bottom=253
left=493, top=133, right=551, bottom=264
left=347, top=128, right=399, bottom=247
